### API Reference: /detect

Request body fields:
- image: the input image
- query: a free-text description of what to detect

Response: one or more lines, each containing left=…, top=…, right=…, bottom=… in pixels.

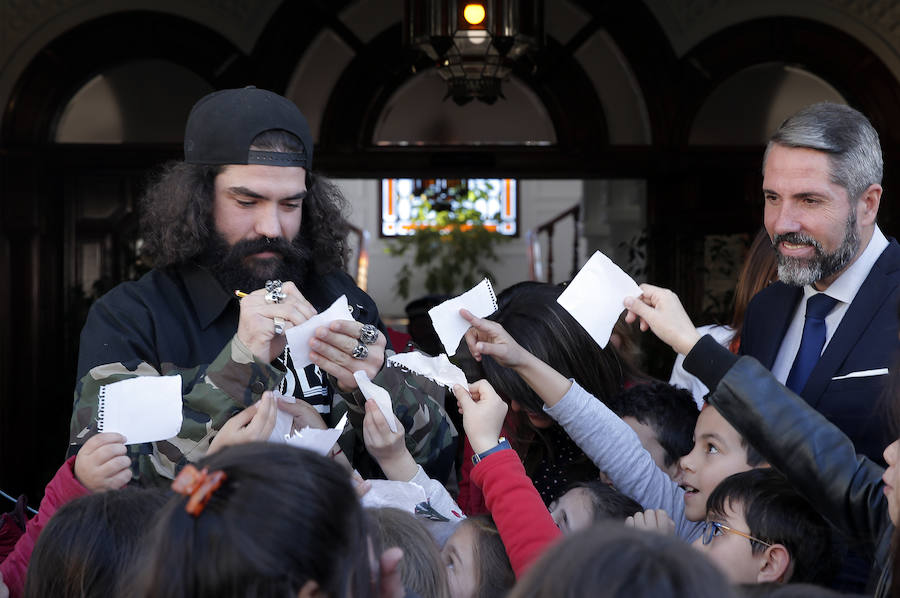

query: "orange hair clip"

left=171, top=464, right=227, bottom=516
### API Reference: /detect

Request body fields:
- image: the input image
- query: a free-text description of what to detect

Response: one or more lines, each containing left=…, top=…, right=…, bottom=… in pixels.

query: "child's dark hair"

left=127, top=443, right=373, bottom=598
left=509, top=522, right=737, bottom=598
left=614, top=381, right=699, bottom=467
left=368, top=507, right=450, bottom=598
left=465, top=515, right=515, bottom=598
left=481, top=282, right=631, bottom=416
left=705, top=469, right=835, bottom=585
left=23, top=486, right=167, bottom=598
left=703, top=400, right=767, bottom=466
left=567, top=480, right=643, bottom=521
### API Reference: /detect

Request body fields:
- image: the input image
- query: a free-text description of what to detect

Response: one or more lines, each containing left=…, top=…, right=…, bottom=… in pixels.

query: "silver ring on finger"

left=273, top=316, right=285, bottom=335
left=351, top=341, right=369, bottom=360
left=359, top=324, right=379, bottom=345
left=264, top=280, right=286, bottom=304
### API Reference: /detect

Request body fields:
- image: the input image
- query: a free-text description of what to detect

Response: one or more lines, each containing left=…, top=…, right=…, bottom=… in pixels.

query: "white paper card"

left=96, top=375, right=183, bottom=445
left=353, top=370, right=398, bottom=433
left=428, top=279, right=498, bottom=356
left=388, top=352, right=468, bottom=390
left=557, top=251, right=643, bottom=349
left=284, top=412, right=348, bottom=456
left=267, top=391, right=294, bottom=444
left=285, top=295, right=354, bottom=368
left=361, top=479, right=428, bottom=513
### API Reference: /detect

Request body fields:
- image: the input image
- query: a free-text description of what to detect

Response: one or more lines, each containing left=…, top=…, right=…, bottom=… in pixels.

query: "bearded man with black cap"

left=67, top=87, right=455, bottom=485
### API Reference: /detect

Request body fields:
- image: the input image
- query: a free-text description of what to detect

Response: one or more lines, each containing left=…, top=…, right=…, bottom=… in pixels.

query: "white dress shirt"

left=770, top=226, right=889, bottom=383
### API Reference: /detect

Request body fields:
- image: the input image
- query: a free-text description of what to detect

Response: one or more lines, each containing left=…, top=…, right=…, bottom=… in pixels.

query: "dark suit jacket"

left=739, top=239, right=900, bottom=463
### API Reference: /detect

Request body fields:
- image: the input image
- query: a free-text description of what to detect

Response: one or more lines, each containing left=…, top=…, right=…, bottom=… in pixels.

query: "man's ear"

left=757, top=543, right=792, bottom=584
left=859, top=183, right=882, bottom=226
left=297, top=580, right=324, bottom=598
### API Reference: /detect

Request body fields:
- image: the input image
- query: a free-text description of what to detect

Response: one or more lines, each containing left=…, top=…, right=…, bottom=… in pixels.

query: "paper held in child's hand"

left=285, top=294, right=354, bottom=368
left=361, top=479, right=428, bottom=512
left=267, top=390, right=294, bottom=444
left=353, top=370, right=398, bottom=433
left=387, top=351, right=468, bottom=390
left=284, top=412, right=348, bottom=456
left=557, top=251, right=643, bottom=349
left=428, top=278, right=498, bottom=356
left=96, top=375, right=183, bottom=445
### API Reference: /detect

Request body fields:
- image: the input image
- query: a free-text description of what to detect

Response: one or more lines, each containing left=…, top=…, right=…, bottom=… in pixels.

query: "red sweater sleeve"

left=1, top=456, right=89, bottom=598
left=470, top=449, right=562, bottom=578
left=457, top=437, right=488, bottom=516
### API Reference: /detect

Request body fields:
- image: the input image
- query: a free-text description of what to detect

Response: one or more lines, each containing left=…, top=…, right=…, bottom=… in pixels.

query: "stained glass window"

left=381, top=178, right=517, bottom=237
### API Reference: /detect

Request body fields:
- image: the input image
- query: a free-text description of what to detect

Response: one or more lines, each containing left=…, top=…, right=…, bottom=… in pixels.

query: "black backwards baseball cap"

left=183, top=86, right=313, bottom=168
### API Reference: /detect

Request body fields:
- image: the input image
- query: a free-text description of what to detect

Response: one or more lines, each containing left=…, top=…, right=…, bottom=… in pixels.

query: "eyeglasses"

left=700, top=520, right=772, bottom=548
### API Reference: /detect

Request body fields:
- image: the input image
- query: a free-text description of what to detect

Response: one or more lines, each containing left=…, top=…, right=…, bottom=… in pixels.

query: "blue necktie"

left=785, top=293, right=839, bottom=394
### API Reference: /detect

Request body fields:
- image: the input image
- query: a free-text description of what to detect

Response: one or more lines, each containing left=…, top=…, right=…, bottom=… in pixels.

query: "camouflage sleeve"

left=69, top=334, right=283, bottom=488
left=333, top=366, right=458, bottom=482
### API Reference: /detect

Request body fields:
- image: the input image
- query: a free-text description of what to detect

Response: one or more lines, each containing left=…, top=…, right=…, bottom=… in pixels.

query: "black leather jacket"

left=684, top=335, right=893, bottom=596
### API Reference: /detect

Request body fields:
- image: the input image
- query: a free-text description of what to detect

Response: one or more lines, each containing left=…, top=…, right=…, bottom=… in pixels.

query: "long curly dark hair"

left=140, top=130, right=349, bottom=274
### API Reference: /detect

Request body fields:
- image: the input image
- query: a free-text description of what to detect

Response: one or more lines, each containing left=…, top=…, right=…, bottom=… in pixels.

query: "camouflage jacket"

left=69, top=263, right=455, bottom=486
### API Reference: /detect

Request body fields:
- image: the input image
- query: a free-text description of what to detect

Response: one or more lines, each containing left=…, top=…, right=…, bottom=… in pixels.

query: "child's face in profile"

left=622, top=416, right=680, bottom=480
left=691, top=501, right=768, bottom=584
left=882, top=438, right=900, bottom=525
left=549, top=487, right=595, bottom=534
left=441, top=521, right=479, bottom=598
left=678, top=407, right=756, bottom=521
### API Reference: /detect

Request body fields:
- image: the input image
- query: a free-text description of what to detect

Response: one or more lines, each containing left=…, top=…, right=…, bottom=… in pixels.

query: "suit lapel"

left=752, top=283, right=802, bottom=369
left=803, top=241, right=900, bottom=406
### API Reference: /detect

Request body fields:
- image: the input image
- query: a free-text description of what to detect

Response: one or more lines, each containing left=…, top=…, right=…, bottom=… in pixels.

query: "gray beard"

left=773, top=213, right=860, bottom=287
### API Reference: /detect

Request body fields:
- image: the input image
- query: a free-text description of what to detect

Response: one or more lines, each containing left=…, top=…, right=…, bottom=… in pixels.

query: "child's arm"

left=362, top=399, right=464, bottom=520
left=462, top=309, right=572, bottom=406
left=456, top=381, right=562, bottom=578
left=461, top=309, right=700, bottom=541
left=1, top=433, right=128, bottom=597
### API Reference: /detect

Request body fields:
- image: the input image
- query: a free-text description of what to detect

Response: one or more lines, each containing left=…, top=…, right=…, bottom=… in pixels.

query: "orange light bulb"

left=463, top=3, right=486, bottom=26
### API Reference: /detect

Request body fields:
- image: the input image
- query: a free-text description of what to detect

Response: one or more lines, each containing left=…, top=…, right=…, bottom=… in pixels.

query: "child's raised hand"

left=74, top=432, right=132, bottom=492
left=277, top=397, right=328, bottom=432
left=625, top=508, right=676, bottom=535
left=623, top=284, right=702, bottom=356
left=461, top=309, right=527, bottom=367
left=362, top=399, right=417, bottom=481
left=208, top=391, right=277, bottom=455
left=453, top=379, right=508, bottom=454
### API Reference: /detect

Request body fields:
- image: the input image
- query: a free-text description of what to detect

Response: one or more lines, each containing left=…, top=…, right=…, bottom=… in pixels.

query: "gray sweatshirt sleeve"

left=544, top=381, right=702, bottom=542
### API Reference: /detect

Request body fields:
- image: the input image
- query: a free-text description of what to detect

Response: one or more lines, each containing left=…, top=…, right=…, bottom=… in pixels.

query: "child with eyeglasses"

left=693, top=469, right=834, bottom=585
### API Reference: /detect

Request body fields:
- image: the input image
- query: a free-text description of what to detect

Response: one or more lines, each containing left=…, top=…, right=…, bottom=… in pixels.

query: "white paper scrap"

left=354, top=370, right=398, bottom=433
left=361, top=479, right=428, bottom=512
left=267, top=391, right=294, bottom=444
left=284, top=412, right=348, bottom=456
left=388, top=351, right=468, bottom=390
left=428, top=279, right=498, bottom=356
left=96, top=375, right=183, bottom=445
left=285, top=295, right=354, bottom=368
left=557, top=251, right=643, bottom=349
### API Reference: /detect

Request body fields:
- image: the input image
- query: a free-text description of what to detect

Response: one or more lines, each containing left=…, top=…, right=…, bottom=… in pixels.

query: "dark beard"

left=198, top=233, right=312, bottom=293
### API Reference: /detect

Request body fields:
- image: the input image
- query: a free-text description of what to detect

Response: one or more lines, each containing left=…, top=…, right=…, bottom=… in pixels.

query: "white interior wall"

left=334, top=178, right=584, bottom=320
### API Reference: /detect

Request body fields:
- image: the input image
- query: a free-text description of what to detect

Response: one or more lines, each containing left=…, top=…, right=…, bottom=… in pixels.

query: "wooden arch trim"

left=1, top=10, right=245, bottom=146
left=315, top=23, right=609, bottom=157
left=671, top=16, right=900, bottom=148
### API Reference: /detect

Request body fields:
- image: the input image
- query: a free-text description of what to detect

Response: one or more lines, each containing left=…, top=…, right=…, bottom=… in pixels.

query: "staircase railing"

left=525, top=204, right=580, bottom=283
